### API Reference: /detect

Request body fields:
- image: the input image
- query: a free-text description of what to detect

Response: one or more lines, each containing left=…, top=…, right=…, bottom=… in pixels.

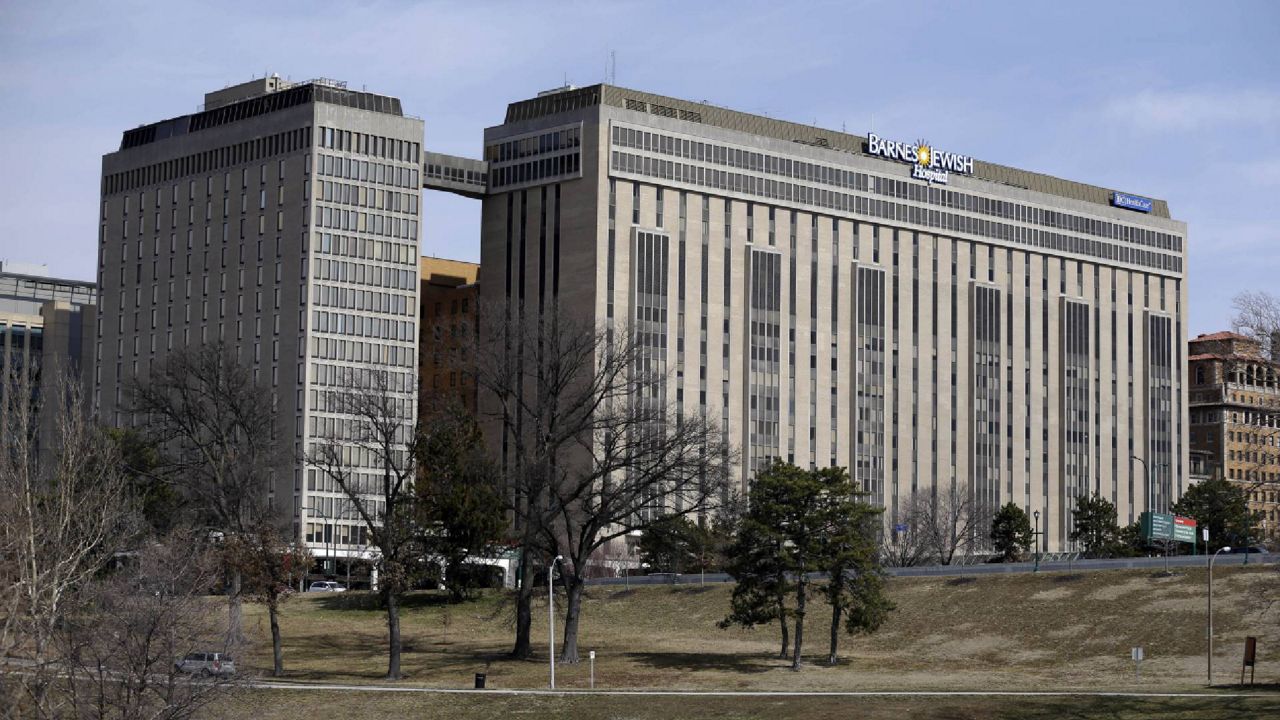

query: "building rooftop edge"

left=501, top=83, right=1174, bottom=220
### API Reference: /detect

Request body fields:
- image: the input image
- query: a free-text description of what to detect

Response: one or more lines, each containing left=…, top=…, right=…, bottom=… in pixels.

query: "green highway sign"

left=1140, top=511, right=1198, bottom=544
left=1140, top=511, right=1174, bottom=541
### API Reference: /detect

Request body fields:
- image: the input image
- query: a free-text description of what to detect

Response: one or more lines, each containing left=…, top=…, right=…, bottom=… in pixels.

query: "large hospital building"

left=480, top=84, right=1188, bottom=552
left=97, top=77, right=423, bottom=568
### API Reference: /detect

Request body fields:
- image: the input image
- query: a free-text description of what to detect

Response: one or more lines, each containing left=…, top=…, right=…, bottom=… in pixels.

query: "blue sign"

left=1112, top=191, right=1153, bottom=213
left=893, top=524, right=908, bottom=533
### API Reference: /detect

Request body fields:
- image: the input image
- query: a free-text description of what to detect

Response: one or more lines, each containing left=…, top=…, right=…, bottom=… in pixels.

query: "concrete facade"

left=0, top=264, right=97, bottom=467
left=479, top=84, right=1189, bottom=553
left=97, top=77, right=423, bottom=562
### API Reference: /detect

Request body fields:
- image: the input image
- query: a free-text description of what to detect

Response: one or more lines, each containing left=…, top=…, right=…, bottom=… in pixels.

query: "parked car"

left=308, top=581, right=347, bottom=592
left=175, top=652, right=235, bottom=677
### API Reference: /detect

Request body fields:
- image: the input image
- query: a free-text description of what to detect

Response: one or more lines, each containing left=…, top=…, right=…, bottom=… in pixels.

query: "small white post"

left=589, top=650, right=596, bottom=689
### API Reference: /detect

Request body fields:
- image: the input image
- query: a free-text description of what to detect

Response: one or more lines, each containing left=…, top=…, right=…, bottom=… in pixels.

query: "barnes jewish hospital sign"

left=865, top=132, right=974, bottom=185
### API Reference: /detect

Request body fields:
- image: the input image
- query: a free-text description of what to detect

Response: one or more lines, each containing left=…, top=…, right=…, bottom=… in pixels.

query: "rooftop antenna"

left=609, top=50, right=616, bottom=85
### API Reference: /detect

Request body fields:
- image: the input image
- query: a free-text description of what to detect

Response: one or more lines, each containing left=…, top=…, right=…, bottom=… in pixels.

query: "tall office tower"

left=98, top=77, right=423, bottom=568
left=479, top=84, right=1188, bottom=553
left=0, top=261, right=97, bottom=466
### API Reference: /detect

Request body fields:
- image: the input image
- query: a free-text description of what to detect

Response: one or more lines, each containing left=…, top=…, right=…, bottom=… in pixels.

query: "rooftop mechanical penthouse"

left=478, top=84, right=1187, bottom=554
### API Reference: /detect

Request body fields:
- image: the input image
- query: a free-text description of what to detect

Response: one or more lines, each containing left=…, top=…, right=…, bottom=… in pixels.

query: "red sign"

left=1174, top=516, right=1197, bottom=527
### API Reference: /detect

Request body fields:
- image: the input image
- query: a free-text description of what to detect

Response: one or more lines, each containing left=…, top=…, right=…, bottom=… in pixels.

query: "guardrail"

left=584, top=552, right=1274, bottom=587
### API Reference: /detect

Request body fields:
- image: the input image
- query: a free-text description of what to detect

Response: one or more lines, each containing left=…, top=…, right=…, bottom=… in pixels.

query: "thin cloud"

left=1104, top=88, right=1280, bottom=132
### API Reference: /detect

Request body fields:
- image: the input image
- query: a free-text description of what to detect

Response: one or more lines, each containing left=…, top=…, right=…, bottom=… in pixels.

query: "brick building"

left=1188, top=331, right=1280, bottom=540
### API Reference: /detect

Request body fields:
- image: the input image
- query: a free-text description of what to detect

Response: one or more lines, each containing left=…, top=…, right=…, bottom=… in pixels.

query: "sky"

left=0, top=0, right=1276, bottom=335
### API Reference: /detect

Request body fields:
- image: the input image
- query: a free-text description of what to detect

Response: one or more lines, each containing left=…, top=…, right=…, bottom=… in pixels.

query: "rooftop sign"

left=866, top=132, right=974, bottom=185
left=1112, top=191, right=1153, bottom=213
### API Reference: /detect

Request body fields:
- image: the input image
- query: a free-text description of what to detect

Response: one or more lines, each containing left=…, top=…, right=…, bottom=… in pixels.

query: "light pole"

left=1131, top=455, right=1150, bottom=513
left=549, top=554, right=562, bottom=690
left=1033, top=510, right=1041, bottom=572
left=1207, top=546, right=1231, bottom=687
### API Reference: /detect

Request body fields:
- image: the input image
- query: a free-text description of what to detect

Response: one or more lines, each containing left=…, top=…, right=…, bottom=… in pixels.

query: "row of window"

left=612, top=125, right=1182, bottom=254
left=485, top=125, right=581, bottom=163
left=315, top=233, right=416, bottom=266
left=308, top=361, right=414, bottom=393
left=310, top=388, right=413, bottom=420
left=611, top=149, right=1180, bottom=274
left=312, top=258, right=417, bottom=296
left=490, top=152, right=581, bottom=189
left=319, top=179, right=418, bottom=215
left=318, top=126, right=419, bottom=164
left=309, top=335, right=415, bottom=367
left=303, top=521, right=369, bottom=548
left=425, top=162, right=487, bottom=187
left=316, top=153, right=418, bottom=189
left=113, top=164, right=292, bottom=218
left=105, top=127, right=310, bottom=196
left=314, top=204, right=418, bottom=241
left=105, top=323, right=280, bottom=361
left=311, top=283, right=414, bottom=316
left=312, top=309, right=415, bottom=343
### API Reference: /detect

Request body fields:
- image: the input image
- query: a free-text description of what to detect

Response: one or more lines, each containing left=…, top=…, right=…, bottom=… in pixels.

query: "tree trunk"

left=791, top=576, right=806, bottom=671
left=512, top=546, right=533, bottom=659
left=269, top=601, right=283, bottom=677
left=828, top=592, right=842, bottom=666
left=559, top=574, right=584, bottom=664
left=226, top=569, right=243, bottom=647
left=777, top=592, right=790, bottom=659
left=385, top=587, right=402, bottom=680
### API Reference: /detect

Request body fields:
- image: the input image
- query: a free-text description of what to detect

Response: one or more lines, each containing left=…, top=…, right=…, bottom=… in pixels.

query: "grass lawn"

left=233, top=565, right=1280, bottom=693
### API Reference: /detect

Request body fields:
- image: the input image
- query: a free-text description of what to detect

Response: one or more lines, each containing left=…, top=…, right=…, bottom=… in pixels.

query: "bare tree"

left=129, top=342, right=285, bottom=647
left=907, top=483, right=990, bottom=565
left=475, top=303, right=729, bottom=663
left=0, top=366, right=136, bottom=716
left=307, top=367, right=418, bottom=680
left=1, top=366, right=227, bottom=719
left=54, top=533, right=230, bottom=720
left=1232, top=290, right=1280, bottom=361
left=224, top=521, right=311, bottom=677
left=881, top=513, right=929, bottom=568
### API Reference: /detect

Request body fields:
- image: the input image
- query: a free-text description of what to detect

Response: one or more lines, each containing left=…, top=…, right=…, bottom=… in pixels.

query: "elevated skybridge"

left=423, top=151, right=488, bottom=199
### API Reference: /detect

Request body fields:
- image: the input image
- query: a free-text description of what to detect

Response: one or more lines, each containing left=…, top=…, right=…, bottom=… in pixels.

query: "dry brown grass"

left=237, top=565, right=1280, bottom=692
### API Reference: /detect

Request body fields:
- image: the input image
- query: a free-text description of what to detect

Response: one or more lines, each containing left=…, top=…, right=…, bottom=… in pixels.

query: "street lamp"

left=1032, top=510, right=1041, bottom=572
left=1207, top=546, right=1231, bottom=687
left=1131, top=455, right=1150, bottom=513
left=549, top=554, right=563, bottom=690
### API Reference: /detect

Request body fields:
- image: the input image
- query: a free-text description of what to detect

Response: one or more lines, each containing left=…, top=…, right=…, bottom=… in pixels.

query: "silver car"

left=175, top=652, right=235, bottom=677
left=308, top=581, right=347, bottom=592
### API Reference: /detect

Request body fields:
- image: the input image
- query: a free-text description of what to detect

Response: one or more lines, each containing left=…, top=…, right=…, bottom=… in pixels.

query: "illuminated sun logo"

left=916, top=144, right=932, bottom=167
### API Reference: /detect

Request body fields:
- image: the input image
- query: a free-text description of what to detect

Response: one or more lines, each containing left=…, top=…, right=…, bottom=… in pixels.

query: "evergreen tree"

left=1069, top=493, right=1121, bottom=558
left=414, top=401, right=506, bottom=603
left=989, top=502, right=1033, bottom=562
left=1173, top=477, right=1256, bottom=552
left=637, top=515, right=707, bottom=574
left=815, top=467, right=893, bottom=666
left=721, top=463, right=894, bottom=670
